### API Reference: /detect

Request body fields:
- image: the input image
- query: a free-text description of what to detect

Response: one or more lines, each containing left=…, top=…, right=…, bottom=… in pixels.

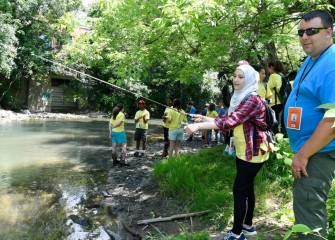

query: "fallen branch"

left=137, top=210, right=210, bottom=225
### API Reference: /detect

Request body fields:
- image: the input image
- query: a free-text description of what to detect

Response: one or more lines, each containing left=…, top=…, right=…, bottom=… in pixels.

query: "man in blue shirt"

left=215, top=102, right=226, bottom=142
left=186, top=102, right=197, bottom=141
left=284, top=9, right=335, bottom=239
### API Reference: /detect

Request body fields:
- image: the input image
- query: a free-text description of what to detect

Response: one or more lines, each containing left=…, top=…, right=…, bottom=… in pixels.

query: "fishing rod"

left=31, top=53, right=190, bottom=117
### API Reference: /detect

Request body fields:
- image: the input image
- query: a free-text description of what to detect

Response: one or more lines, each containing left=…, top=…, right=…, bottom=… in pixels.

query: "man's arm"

left=292, top=117, right=335, bottom=178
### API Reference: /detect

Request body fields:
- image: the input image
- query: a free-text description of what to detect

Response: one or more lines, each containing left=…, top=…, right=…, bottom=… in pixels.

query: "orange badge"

left=287, top=107, right=302, bottom=130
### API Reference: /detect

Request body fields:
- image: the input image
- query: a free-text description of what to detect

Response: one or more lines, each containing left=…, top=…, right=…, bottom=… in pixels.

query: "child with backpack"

left=267, top=60, right=291, bottom=135
left=185, top=64, right=272, bottom=240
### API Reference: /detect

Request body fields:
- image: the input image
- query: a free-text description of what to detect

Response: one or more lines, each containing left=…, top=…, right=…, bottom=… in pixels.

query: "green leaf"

left=291, top=224, right=312, bottom=233
left=324, top=109, right=335, bottom=118
left=284, top=158, right=292, bottom=166
left=317, top=103, right=335, bottom=110
left=283, top=229, right=292, bottom=240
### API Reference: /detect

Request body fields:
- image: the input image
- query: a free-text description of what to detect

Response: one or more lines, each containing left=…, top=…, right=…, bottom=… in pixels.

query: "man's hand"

left=291, top=151, right=309, bottom=179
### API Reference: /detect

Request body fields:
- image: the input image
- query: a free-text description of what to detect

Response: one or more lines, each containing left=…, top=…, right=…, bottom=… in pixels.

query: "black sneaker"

left=139, top=152, right=145, bottom=157
left=134, top=152, right=139, bottom=157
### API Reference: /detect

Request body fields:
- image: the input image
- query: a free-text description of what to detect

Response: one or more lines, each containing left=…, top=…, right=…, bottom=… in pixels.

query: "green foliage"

left=262, top=133, right=294, bottom=188
left=284, top=224, right=327, bottom=239
left=0, top=13, right=17, bottom=77
left=153, top=147, right=236, bottom=227
left=327, top=186, right=335, bottom=240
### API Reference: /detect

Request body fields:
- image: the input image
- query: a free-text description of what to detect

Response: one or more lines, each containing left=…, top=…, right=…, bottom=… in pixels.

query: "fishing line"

left=31, top=53, right=189, bottom=116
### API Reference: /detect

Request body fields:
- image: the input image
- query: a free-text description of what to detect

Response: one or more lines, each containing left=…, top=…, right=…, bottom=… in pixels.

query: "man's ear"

left=325, top=28, right=333, bottom=39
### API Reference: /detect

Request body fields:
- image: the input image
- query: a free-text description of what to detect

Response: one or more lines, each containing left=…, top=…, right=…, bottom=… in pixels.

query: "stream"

left=0, top=118, right=163, bottom=240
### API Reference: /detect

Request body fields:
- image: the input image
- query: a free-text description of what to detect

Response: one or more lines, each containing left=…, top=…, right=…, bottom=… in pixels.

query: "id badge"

left=287, top=107, right=302, bottom=130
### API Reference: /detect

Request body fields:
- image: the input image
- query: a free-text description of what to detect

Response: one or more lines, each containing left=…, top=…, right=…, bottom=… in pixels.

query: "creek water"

left=0, top=118, right=162, bottom=240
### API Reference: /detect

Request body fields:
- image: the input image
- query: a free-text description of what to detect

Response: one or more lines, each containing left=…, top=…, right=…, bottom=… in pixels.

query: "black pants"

left=232, top=158, right=264, bottom=235
left=163, top=127, right=169, bottom=153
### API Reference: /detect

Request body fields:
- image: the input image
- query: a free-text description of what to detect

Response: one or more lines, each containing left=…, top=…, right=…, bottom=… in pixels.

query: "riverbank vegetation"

left=153, top=136, right=335, bottom=239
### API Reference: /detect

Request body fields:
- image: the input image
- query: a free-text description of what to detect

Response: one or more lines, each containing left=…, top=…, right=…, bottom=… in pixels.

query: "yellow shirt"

left=166, top=108, right=187, bottom=130
left=233, top=124, right=269, bottom=163
left=163, top=107, right=172, bottom=128
left=258, top=83, right=265, bottom=99
left=134, top=109, right=150, bottom=129
left=110, top=112, right=125, bottom=132
left=267, top=73, right=282, bottom=106
left=206, top=110, right=218, bottom=118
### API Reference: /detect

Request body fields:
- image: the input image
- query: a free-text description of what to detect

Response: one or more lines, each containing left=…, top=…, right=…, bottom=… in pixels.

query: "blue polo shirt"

left=284, top=45, right=335, bottom=153
left=188, top=106, right=197, bottom=122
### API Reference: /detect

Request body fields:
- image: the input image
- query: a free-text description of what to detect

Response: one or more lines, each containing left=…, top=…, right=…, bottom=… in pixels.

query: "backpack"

left=274, top=73, right=292, bottom=105
left=262, top=98, right=277, bottom=131
left=221, top=80, right=234, bottom=108
left=243, top=92, right=277, bottom=143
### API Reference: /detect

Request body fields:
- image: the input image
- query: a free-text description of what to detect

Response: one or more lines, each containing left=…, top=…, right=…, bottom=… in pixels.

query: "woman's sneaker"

left=223, top=231, right=246, bottom=240
left=242, top=226, right=257, bottom=236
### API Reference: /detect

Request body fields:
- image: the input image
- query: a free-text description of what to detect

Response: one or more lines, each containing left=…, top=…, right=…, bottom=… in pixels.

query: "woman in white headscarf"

left=185, top=63, right=271, bottom=240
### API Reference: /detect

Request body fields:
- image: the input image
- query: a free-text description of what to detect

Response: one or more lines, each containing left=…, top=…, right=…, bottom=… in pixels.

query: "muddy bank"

left=101, top=134, right=214, bottom=239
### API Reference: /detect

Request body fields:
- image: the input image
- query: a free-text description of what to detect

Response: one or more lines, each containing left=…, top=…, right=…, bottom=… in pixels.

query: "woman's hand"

left=189, top=114, right=205, bottom=122
left=184, top=123, right=199, bottom=135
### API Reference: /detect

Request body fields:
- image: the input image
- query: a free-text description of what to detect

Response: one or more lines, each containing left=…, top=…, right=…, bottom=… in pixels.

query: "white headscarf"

left=228, top=64, right=259, bottom=115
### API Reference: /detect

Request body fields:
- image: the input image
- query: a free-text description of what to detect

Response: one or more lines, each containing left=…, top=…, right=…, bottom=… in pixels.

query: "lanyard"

left=295, top=44, right=332, bottom=102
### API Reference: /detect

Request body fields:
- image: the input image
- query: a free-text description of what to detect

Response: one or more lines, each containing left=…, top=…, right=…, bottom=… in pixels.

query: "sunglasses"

left=297, top=27, right=329, bottom=37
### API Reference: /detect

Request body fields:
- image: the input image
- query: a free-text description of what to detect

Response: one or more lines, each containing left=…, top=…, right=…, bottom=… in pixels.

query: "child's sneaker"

left=223, top=231, right=246, bottom=240
left=242, top=225, right=257, bottom=236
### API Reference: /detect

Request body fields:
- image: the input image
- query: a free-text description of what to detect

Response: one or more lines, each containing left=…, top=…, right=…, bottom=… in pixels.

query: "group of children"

left=108, top=99, right=150, bottom=165
left=109, top=96, right=227, bottom=164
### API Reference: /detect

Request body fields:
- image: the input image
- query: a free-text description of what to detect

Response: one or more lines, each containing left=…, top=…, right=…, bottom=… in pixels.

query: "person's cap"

left=205, top=103, right=209, bottom=107
left=138, top=100, right=145, bottom=105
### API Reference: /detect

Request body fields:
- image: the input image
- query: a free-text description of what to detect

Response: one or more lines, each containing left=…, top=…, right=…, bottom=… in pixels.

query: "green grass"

left=152, top=136, right=335, bottom=239
left=153, top=146, right=237, bottom=228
